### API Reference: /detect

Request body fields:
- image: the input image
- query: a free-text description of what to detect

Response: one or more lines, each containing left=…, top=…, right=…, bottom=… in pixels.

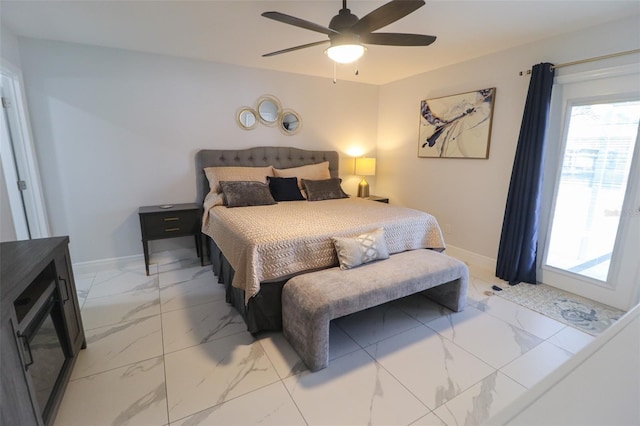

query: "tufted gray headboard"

left=195, top=146, right=339, bottom=204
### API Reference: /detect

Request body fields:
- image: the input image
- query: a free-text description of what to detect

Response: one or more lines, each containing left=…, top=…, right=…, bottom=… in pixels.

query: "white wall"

left=17, top=39, right=379, bottom=262
left=490, top=303, right=640, bottom=425
left=14, top=15, right=640, bottom=265
left=0, top=25, right=22, bottom=242
left=1, top=24, right=22, bottom=69
left=376, top=16, right=640, bottom=264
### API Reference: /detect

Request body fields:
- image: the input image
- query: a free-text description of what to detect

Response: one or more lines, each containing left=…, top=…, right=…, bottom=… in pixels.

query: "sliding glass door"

left=539, top=67, right=640, bottom=310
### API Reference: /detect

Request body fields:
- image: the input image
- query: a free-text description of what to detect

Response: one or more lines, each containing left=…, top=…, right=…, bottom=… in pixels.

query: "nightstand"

left=138, top=203, right=203, bottom=275
left=365, top=195, right=389, bottom=204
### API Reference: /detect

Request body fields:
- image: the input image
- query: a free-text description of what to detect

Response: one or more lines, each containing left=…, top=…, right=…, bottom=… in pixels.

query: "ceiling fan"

left=261, top=0, right=436, bottom=64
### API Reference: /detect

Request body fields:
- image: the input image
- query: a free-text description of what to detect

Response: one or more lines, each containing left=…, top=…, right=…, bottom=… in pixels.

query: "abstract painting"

left=418, top=88, right=495, bottom=158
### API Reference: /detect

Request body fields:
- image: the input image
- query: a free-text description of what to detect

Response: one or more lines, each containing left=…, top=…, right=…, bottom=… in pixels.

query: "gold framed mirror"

left=256, top=95, right=282, bottom=126
left=280, top=109, right=302, bottom=135
left=236, top=107, right=258, bottom=130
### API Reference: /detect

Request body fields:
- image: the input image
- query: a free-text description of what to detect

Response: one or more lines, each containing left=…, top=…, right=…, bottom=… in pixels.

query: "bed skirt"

left=208, top=238, right=287, bottom=334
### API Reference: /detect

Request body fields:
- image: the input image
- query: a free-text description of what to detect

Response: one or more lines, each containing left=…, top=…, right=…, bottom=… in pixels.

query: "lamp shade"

left=355, top=157, right=376, bottom=176
left=325, top=44, right=365, bottom=64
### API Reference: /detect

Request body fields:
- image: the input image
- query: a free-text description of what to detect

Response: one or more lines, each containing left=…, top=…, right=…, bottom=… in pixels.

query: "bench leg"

left=282, top=302, right=331, bottom=371
left=422, top=275, right=468, bottom=312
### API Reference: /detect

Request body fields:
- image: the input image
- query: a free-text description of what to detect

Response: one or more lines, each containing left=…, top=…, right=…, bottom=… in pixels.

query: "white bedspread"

left=202, top=198, right=445, bottom=304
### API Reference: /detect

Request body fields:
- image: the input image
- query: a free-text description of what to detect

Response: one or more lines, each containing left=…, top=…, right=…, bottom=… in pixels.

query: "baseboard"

left=445, top=245, right=496, bottom=271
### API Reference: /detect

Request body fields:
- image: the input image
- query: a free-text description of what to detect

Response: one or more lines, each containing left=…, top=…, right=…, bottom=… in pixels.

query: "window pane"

left=546, top=100, right=640, bottom=281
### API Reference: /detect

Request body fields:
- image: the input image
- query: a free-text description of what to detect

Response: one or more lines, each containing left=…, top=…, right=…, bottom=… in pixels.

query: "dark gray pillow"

left=220, top=181, right=276, bottom=208
left=302, top=178, right=349, bottom=201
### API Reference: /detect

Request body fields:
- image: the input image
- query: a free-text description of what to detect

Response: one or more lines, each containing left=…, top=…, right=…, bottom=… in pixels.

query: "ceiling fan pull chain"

left=333, top=62, right=337, bottom=84
left=355, top=60, right=359, bottom=76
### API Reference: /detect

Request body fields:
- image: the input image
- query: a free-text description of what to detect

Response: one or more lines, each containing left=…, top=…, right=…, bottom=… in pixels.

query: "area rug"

left=496, top=283, right=625, bottom=335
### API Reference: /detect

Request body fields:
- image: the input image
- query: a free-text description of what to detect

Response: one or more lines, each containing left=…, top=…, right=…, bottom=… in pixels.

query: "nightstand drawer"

left=140, top=210, right=200, bottom=239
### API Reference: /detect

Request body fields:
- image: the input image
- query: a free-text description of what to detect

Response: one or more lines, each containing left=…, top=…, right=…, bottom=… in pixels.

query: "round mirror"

left=280, top=109, right=302, bottom=135
left=257, top=95, right=281, bottom=126
left=236, top=107, right=257, bottom=130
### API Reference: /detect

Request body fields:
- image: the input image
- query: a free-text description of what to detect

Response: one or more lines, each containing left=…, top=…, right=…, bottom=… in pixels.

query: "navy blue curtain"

left=496, top=62, right=555, bottom=285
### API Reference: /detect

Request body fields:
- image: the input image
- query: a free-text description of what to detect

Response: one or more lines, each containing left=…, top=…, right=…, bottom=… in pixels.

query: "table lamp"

left=355, top=157, right=376, bottom=198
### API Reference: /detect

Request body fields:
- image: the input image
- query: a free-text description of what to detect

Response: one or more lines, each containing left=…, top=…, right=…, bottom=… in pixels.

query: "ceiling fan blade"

left=262, top=11, right=339, bottom=36
left=361, top=32, right=436, bottom=46
left=262, top=40, right=330, bottom=57
left=350, top=0, right=425, bottom=34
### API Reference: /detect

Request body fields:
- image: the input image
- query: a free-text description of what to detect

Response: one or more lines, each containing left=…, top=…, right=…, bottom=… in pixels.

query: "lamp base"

left=357, top=178, right=370, bottom=198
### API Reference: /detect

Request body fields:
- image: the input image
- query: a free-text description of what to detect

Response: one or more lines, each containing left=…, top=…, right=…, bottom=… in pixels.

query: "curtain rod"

left=518, top=48, right=640, bottom=76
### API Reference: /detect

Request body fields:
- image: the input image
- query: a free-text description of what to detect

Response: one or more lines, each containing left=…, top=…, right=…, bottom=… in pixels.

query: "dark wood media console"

left=1, top=237, right=85, bottom=426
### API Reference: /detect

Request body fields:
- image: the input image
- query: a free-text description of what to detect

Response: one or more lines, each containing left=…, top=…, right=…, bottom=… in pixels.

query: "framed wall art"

left=418, top=87, right=496, bottom=158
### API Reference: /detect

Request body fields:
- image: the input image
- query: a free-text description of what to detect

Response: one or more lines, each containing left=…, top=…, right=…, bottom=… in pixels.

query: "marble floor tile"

left=335, top=303, right=422, bottom=347
left=74, top=275, right=95, bottom=309
left=258, top=322, right=361, bottom=379
left=160, top=274, right=225, bottom=313
left=475, top=295, right=566, bottom=339
left=392, top=293, right=454, bottom=325
left=172, top=381, right=306, bottom=426
left=161, top=300, right=246, bottom=353
left=60, top=251, right=594, bottom=426
left=328, top=321, right=362, bottom=360
left=283, top=349, right=429, bottom=426
left=158, top=262, right=211, bottom=288
left=151, top=248, right=200, bottom=266
left=78, top=259, right=154, bottom=276
left=88, top=268, right=158, bottom=299
left=258, top=331, right=308, bottom=379
left=164, top=332, right=280, bottom=423
left=81, top=287, right=160, bottom=330
left=410, top=412, right=448, bottom=426
left=467, top=264, right=506, bottom=286
left=55, top=357, right=167, bottom=426
left=465, top=265, right=506, bottom=307
left=426, top=305, right=543, bottom=369
left=500, top=341, right=573, bottom=388
left=432, top=371, right=527, bottom=426
left=364, top=325, right=495, bottom=410
left=73, top=270, right=97, bottom=280
left=547, top=325, right=595, bottom=354
left=71, top=315, right=163, bottom=379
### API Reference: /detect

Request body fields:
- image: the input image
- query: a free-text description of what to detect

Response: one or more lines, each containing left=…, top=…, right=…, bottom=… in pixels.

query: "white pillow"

left=273, top=161, right=331, bottom=191
left=332, top=228, right=390, bottom=270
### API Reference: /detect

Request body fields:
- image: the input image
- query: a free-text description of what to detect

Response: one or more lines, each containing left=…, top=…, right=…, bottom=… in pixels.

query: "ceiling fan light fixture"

left=325, top=44, right=365, bottom=64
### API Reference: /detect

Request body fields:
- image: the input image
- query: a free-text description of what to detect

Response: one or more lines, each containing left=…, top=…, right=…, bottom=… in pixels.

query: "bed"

left=196, top=146, right=445, bottom=333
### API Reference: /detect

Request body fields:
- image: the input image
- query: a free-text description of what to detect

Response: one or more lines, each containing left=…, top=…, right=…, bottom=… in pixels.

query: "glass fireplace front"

left=15, top=279, right=68, bottom=422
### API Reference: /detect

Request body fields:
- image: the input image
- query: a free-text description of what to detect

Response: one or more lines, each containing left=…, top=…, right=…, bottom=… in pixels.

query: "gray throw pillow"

left=332, top=228, right=390, bottom=270
left=220, top=181, right=276, bottom=208
left=302, top=178, right=348, bottom=201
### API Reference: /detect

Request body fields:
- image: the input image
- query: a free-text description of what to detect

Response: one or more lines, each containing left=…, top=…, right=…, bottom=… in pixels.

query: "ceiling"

left=2, top=1, right=639, bottom=85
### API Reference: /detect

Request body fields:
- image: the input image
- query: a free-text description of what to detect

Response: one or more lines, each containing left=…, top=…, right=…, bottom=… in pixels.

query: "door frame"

left=0, top=64, right=50, bottom=239
left=538, top=64, right=640, bottom=310
left=1, top=102, right=29, bottom=239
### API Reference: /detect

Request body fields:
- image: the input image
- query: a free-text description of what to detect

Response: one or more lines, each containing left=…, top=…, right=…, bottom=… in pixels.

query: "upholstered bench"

left=281, top=249, right=469, bottom=371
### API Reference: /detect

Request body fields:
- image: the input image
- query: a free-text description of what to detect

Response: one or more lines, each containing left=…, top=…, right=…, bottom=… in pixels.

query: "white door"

left=0, top=70, right=49, bottom=240
left=0, top=78, right=30, bottom=239
left=538, top=65, right=640, bottom=311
